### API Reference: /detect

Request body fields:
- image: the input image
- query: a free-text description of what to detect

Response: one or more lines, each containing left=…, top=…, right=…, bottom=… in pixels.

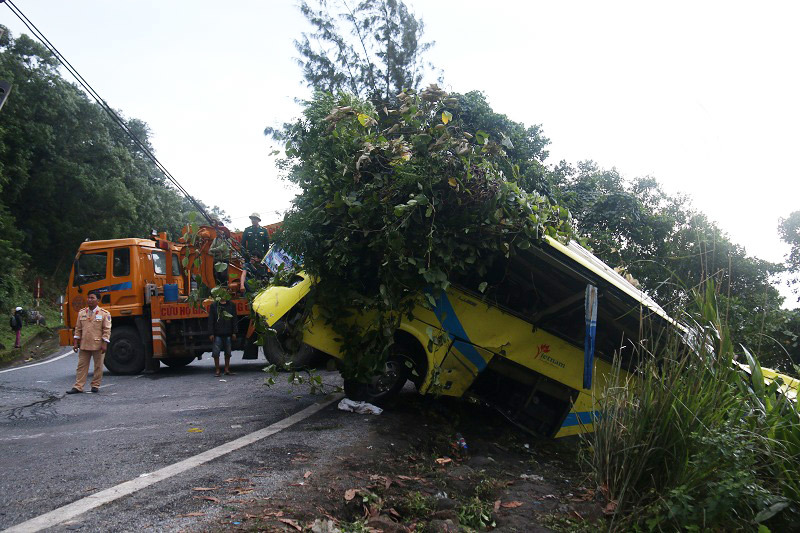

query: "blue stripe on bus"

left=561, top=411, right=601, bottom=427
left=430, top=290, right=487, bottom=372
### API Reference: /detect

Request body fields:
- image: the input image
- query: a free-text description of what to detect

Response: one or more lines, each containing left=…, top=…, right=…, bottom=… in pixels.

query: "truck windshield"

left=152, top=251, right=167, bottom=275
left=73, top=252, right=108, bottom=286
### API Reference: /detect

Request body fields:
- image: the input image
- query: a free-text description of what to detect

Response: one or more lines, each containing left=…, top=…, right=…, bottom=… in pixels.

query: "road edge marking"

left=2, top=392, right=344, bottom=533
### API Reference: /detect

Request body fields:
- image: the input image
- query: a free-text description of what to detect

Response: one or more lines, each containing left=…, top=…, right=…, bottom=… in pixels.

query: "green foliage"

left=457, top=496, right=495, bottom=530
left=262, top=363, right=326, bottom=393
left=779, top=210, right=800, bottom=302
left=550, top=161, right=796, bottom=369
left=397, top=491, right=433, bottom=518
left=456, top=91, right=552, bottom=196
left=271, top=88, right=572, bottom=382
left=0, top=203, right=29, bottom=312
left=0, top=26, right=228, bottom=311
left=585, top=283, right=800, bottom=531
left=294, top=0, right=436, bottom=105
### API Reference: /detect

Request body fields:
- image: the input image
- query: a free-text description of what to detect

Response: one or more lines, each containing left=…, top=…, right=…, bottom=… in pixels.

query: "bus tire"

left=264, top=335, right=322, bottom=369
left=343, top=345, right=411, bottom=406
left=105, top=326, right=146, bottom=375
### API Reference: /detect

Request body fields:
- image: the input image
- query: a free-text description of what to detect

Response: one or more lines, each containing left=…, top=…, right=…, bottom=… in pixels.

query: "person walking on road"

left=208, top=297, right=237, bottom=377
left=241, top=213, right=270, bottom=262
left=67, top=291, right=112, bottom=394
left=10, top=306, right=23, bottom=348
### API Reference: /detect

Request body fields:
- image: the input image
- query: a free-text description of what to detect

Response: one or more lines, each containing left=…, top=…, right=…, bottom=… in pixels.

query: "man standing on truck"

left=241, top=213, right=270, bottom=262
left=67, top=291, right=112, bottom=394
left=208, top=297, right=237, bottom=377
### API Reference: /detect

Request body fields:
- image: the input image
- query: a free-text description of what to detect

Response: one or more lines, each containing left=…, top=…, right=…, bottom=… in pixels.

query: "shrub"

left=585, top=283, right=800, bottom=531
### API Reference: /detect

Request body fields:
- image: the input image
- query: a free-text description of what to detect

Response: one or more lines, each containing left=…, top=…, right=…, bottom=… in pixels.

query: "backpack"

left=9, top=315, right=17, bottom=330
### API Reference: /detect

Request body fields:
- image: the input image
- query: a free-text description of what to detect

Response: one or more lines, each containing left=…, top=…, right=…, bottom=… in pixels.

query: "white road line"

left=2, top=393, right=343, bottom=533
left=0, top=349, right=72, bottom=374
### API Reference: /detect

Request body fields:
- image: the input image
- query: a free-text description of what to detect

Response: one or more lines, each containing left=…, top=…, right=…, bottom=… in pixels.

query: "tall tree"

left=295, top=0, right=436, bottom=105
left=779, top=210, right=800, bottom=302
left=549, top=161, right=795, bottom=368
left=0, top=26, right=216, bottom=309
left=455, top=91, right=553, bottom=196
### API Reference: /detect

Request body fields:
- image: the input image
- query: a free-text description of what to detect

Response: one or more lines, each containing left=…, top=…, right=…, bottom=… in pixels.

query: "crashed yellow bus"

left=253, top=236, right=674, bottom=438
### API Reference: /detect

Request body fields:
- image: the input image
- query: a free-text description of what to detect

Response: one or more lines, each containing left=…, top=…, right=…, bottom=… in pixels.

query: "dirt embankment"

left=0, top=329, right=60, bottom=368
left=198, top=395, right=607, bottom=532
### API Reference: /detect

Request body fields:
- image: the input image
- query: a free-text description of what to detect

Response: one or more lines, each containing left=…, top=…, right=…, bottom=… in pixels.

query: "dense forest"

left=0, top=26, right=215, bottom=311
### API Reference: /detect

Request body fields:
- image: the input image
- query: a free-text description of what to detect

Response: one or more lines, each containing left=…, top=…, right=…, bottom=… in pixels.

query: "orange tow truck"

left=58, top=224, right=278, bottom=374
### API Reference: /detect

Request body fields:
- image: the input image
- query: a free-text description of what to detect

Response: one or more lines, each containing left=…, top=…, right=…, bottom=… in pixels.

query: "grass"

left=0, top=303, right=62, bottom=364
left=456, top=496, right=495, bottom=530
left=397, top=491, right=433, bottom=519
left=584, top=283, right=800, bottom=531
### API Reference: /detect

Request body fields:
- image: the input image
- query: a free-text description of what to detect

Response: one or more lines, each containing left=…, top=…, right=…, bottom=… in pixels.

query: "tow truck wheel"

left=105, top=326, right=145, bottom=375
left=162, top=356, right=195, bottom=368
left=343, top=346, right=411, bottom=406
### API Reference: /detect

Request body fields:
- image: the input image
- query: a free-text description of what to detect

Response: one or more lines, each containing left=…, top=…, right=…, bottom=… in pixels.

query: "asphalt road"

left=0, top=348, right=355, bottom=532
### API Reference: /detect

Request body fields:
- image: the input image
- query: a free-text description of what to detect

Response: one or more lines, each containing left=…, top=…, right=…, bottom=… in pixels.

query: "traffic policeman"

left=67, top=290, right=112, bottom=394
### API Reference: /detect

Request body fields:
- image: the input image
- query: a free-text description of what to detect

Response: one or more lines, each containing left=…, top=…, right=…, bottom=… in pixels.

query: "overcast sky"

left=3, top=1, right=798, bottom=306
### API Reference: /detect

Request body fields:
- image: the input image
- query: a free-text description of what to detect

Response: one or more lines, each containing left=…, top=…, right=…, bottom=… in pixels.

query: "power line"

left=2, top=0, right=215, bottom=227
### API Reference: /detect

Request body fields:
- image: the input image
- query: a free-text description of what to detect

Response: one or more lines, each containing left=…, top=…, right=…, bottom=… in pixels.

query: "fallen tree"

left=269, top=86, right=573, bottom=382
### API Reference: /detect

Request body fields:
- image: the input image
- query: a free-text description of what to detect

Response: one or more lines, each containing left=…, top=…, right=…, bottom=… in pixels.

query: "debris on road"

left=310, top=518, right=341, bottom=533
left=337, top=398, right=382, bottom=415
left=193, top=396, right=605, bottom=531
left=520, top=473, right=545, bottom=481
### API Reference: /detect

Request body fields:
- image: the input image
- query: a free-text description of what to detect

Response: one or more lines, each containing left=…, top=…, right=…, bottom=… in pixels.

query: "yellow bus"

left=252, top=236, right=674, bottom=438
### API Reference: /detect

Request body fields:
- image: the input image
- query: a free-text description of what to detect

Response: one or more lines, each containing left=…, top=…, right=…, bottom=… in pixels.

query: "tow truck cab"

left=59, top=236, right=251, bottom=374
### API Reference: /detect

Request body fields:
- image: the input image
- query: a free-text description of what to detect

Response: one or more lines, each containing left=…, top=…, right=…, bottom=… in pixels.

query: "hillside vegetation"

left=0, top=26, right=212, bottom=313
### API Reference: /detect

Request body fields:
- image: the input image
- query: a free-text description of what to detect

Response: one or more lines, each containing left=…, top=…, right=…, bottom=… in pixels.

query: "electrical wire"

left=2, top=0, right=242, bottom=254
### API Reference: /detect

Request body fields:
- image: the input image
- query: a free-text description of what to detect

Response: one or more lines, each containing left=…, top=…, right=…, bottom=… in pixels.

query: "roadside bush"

left=585, top=283, right=800, bottom=531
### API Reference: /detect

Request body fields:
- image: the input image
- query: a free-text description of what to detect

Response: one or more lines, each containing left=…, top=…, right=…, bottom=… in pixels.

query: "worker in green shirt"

left=241, top=212, right=270, bottom=262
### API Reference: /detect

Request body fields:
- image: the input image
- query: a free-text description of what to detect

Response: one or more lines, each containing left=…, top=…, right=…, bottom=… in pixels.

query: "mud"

left=195, top=394, right=607, bottom=532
